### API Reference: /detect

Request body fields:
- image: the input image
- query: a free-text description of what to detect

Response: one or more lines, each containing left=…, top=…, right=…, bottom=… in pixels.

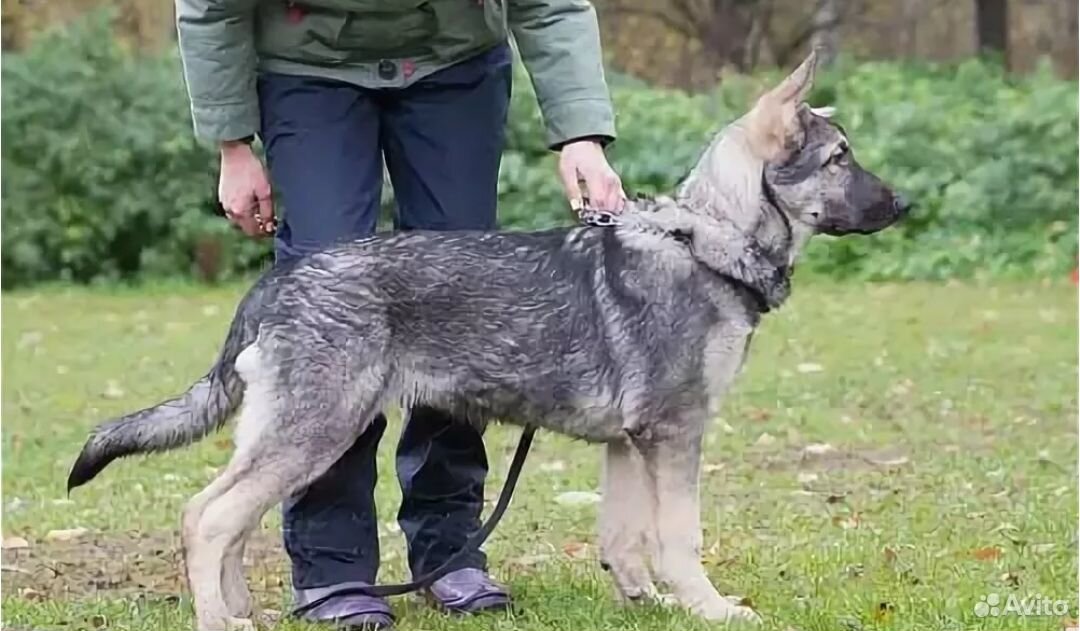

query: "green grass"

left=2, top=279, right=1077, bottom=630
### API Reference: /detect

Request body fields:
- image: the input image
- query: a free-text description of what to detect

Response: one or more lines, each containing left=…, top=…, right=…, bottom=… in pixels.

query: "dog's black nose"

left=893, top=194, right=912, bottom=214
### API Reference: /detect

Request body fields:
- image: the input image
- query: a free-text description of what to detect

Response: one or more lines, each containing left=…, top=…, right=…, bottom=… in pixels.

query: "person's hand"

left=219, top=140, right=275, bottom=237
left=557, top=139, right=626, bottom=213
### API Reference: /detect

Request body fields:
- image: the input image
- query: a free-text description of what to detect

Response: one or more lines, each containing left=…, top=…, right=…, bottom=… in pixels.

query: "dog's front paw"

left=696, top=597, right=762, bottom=624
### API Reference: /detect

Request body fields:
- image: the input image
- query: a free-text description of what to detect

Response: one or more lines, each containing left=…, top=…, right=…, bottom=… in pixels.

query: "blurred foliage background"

left=1, top=1, right=1076, bottom=287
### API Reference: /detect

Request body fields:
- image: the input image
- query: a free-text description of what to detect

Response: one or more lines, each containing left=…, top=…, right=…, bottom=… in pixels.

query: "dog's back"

left=255, top=226, right=748, bottom=440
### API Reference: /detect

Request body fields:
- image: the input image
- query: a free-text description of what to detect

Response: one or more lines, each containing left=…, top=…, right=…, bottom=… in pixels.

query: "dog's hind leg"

left=220, top=526, right=254, bottom=619
left=185, top=340, right=388, bottom=631
left=637, top=415, right=760, bottom=624
left=599, top=438, right=658, bottom=603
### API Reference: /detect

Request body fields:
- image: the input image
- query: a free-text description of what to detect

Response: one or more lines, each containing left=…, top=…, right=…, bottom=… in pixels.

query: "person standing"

left=175, top=0, right=624, bottom=627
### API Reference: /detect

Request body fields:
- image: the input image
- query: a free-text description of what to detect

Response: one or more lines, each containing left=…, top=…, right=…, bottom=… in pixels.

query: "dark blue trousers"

left=257, top=45, right=512, bottom=589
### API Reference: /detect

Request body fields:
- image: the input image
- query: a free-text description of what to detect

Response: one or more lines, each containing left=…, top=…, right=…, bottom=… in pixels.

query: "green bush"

left=2, top=14, right=1076, bottom=287
left=1, top=13, right=267, bottom=288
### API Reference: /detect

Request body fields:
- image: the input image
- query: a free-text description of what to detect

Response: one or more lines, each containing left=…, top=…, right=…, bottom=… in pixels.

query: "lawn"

left=2, top=279, right=1077, bottom=631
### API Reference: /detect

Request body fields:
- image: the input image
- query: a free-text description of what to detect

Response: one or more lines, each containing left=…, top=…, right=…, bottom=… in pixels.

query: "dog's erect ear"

left=767, top=49, right=818, bottom=106
left=745, top=49, right=819, bottom=161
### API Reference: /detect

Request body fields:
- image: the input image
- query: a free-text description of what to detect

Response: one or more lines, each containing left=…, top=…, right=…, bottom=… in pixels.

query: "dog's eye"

left=826, top=142, right=849, bottom=165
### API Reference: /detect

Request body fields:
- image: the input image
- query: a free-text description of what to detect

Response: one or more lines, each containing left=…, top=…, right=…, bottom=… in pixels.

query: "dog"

left=67, top=50, right=908, bottom=630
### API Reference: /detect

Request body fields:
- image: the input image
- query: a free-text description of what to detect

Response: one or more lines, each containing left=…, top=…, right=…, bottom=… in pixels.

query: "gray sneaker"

left=426, top=568, right=511, bottom=614
left=292, top=581, right=395, bottom=629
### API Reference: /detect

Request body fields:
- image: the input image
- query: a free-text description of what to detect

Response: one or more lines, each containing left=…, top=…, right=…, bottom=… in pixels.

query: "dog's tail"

left=67, top=312, right=252, bottom=493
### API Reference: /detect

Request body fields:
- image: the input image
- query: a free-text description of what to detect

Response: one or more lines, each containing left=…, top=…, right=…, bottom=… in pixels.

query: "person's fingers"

left=600, top=171, right=626, bottom=212
left=583, top=169, right=623, bottom=212
left=224, top=199, right=262, bottom=237
left=256, top=194, right=275, bottom=234
left=253, top=173, right=275, bottom=234
left=558, top=161, right=584, bottom=211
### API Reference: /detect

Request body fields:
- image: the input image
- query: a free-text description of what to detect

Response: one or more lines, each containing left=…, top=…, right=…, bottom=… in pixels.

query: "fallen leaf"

left=1000, top=570, right=1021, bottom=587
left=883, top=546, right=898, bottom=564
left=17, top=331, right=43, bottom=350
left=562, top=541, right=589, bottom=558
left=796, top=472, right=819, bottom=484
left=45, top=527, right=90, bottom=542
left=555, top=491, right=601, bottom=506
left=754, top=432, right=776, bottom=446
left=747, top=408, right=772, bottom=422
left=866, top=454, right=910, bottom=468
left=704, top=463, right=725, bottom=474
left=506, top=553, right=550, bottom=569
left=802, top=443, right=835, bottom=456
left=971, top=546, right=1003, bottom=561
left=539, top=460, right=566, bottom=473
left=833, top=513, right=861, bottom=530
left=1031, top=543, right=1056, bottom=554
left=101, top=381, right=125, bottom=399
left=2, top=536, right=29, bottom=550
left=796, top=362, right=824, bottom=374
left=873, top=601, right=895, bottom=622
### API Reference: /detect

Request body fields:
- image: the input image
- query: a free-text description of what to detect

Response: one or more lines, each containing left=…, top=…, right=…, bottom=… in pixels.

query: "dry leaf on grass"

left=562, top=541, right=589, bottom=559
left=45, top=527, right=90, bottom=543
left=971, top=546, right=1003, bottom=561
left=832, top=513, right=861, bottom=530
left=873, top=601, right=895, bottom=622
left=554, top=491, right=601, bottom=506
left=883, top=546, right=898, bottom=564
left=802, top=443, right=835, bottom=457
left=101, top=381, right=125, bottom=399
left=2, top=536, right=30, bottom=550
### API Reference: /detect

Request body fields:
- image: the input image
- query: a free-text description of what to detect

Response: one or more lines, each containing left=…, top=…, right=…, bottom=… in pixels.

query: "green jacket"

left=176, top=0, right=615, bottom=148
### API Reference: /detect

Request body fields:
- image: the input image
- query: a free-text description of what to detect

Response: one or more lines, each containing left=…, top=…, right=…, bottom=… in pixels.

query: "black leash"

left=291, top=425, right=536, bottom=613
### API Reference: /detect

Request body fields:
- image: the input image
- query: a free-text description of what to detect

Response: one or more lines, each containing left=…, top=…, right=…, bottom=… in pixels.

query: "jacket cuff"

left=190, top=100, right=261, bottom=143
left=542, top=98, right=616, bottom=150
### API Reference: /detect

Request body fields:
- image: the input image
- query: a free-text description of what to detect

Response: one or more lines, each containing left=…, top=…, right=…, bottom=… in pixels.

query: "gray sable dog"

left=68, top=51, right=908, bottom=630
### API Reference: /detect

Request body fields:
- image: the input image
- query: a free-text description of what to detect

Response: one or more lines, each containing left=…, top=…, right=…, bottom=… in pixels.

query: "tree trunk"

left=975, top=0, right=1008, bottom=66
left=811, top=0, right=840, bottom=66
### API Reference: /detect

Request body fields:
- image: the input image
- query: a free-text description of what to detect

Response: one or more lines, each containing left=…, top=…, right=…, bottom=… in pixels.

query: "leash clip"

left=577, top=197, right=620, bottom=228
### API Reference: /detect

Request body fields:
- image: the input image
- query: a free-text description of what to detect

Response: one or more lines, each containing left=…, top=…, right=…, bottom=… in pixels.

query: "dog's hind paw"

left=225, top=616, right=256, bottom=631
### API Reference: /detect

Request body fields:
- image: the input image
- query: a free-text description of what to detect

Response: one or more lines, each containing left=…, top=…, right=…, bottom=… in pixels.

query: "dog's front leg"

left=599, top=437, right=659, bottom=603
left=637, top=418, right=760, bottom=624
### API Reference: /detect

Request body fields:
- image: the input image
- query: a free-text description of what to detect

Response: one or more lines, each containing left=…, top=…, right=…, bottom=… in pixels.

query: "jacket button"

left=377, top=60, right=397, bottom=80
